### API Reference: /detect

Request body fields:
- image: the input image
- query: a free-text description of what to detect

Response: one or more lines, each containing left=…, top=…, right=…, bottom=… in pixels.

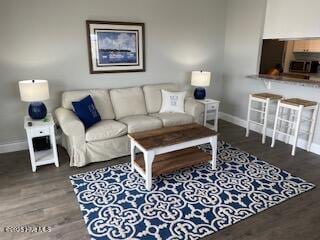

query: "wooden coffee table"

left=128, top=123, right=218, bottom=190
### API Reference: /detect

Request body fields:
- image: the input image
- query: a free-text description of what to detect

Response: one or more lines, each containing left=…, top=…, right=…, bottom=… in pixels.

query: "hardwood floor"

left=0, top=120, right=319, bottom=240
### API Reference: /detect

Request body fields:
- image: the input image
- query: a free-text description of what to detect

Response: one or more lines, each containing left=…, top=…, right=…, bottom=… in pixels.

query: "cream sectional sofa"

left=55, top=83, right=204, bottom=167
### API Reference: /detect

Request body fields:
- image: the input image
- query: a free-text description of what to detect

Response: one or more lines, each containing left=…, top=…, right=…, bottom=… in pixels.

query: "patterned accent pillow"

left=72, top=95, right=101, bottom=129
left=159, top=90, right=186, bottom=113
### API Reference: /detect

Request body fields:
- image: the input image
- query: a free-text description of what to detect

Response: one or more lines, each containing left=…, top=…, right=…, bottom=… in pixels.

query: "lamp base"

left=28, top=102, right=47, bottom=120
left=194, top=87, right=206, bottom=100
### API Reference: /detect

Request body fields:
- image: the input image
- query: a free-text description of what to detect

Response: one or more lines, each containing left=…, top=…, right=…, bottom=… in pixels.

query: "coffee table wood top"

left=128, top=123, right=217, bottom=150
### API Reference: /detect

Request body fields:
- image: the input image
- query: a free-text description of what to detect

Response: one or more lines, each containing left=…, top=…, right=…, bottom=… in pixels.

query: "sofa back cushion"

left=62, top=89, right=115, bottom=120
left=110, top=87, right=147, bottom=120
left=143, top=83, right=185, bottom=113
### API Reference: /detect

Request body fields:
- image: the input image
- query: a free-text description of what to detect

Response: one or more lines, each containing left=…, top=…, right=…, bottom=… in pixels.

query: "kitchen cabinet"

left=293, top=40, right=320, bottom=53
left=293, top=41, right=307, bottom=52
left=263, top=0, right=320, bottom=39
left=307, top=40, right=320, bottom=52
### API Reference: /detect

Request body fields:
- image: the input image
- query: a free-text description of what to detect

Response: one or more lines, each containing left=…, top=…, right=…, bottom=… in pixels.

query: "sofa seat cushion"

left=150, top=112, right=194, bottom=127
left=85, top=120, right=127, bottom=142
left=119, top=115, right=163, bottom=133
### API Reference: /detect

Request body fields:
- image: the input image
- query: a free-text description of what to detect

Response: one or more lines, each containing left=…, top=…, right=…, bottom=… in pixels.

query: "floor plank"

left=0, top=120, right=319, bottom=240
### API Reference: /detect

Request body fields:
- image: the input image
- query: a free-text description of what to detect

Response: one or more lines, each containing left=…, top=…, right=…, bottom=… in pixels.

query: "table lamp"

left=191, top=71, right=211, bottom=100
left=19, top=80, right=49, bottom=120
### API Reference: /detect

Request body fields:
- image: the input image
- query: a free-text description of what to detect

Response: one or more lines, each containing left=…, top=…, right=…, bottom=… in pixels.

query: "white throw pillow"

left=159, top=90, right=186, bottom=113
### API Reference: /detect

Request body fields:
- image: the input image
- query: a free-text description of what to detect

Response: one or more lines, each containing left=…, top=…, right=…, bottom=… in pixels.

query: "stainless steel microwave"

left=289, top=60, right=319, bottom=73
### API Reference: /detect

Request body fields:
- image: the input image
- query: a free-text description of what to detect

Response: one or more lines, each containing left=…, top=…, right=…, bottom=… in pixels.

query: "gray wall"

left=222, top=0, right=320, bottom=146
left=0, top=0, right=226, bottom=144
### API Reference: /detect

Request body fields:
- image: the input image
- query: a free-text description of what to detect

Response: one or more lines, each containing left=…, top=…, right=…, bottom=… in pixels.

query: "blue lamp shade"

left=19, top=80, right=50, bottom=120
left=191, top=71, right=211, bottom=100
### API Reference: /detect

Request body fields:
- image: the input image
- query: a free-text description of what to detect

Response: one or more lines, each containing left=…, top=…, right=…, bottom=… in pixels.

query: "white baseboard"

left=0, top=134, right=62, bottom=154
left=0, top=140, right=28, bottom=153
left=219, top=112, right=320, bottom=155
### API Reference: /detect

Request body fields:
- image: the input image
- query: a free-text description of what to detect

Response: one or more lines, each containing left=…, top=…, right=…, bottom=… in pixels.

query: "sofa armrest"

left=55, top=107, right=85, bottom=137
left=184, top=97, right=204, bottom=124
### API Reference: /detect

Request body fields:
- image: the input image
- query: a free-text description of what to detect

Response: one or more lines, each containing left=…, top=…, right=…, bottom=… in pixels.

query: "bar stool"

left=271, top=98, right=319, bottom=156
left=246, top=93, right=283, bottom=144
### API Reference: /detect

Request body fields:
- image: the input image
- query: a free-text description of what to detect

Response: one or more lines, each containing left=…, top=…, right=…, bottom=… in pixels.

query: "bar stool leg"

left=260, top=102, right=265, bottom=124
left=246, top=95, right=252, bottom=137
left=271, top=100, right=280, bottom=148
left=291, top=105, right=303, bottom=156
left=307, top=104, right=319, bottom=152
left=278, top=106, right=284, bottom=133
left=262, top=98, right=270, bottom=144
left=286, top=109, right=294, bottom=144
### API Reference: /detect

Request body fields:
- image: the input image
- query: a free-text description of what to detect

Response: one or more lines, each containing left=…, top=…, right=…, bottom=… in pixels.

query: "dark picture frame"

left=86, top=20, right=145, bottom=73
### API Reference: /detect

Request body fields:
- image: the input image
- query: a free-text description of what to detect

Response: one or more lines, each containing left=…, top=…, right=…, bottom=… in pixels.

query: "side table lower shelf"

left=134, top=147, right=211, bottom=177
left=34, top=149, right=59, bottom=167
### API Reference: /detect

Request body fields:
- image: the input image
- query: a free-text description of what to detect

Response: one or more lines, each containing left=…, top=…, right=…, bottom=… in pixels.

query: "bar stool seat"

left=281, top=98, right=317, bottom=107
left=271, top=98, right=319, bottom=155
left=246, top=92, right=283, bottom=144
left=252, top=93, right=283, bottom=100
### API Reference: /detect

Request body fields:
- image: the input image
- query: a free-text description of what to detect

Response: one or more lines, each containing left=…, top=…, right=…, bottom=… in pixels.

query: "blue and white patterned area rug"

left=70, top=141, right=315, bottom=240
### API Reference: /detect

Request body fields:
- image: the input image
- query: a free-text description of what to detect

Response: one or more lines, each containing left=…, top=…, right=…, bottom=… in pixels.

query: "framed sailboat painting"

left=86, top=20, right=145, bottom=73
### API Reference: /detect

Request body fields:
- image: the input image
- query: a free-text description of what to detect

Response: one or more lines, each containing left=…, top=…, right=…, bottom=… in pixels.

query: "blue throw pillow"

left=72, top=95, right=101, bottom=129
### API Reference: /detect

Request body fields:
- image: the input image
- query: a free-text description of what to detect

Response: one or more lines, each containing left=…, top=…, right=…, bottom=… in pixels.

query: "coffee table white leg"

left=130, top=139, right=135, bottom=171
left=210, top=136, right=217, bottom=170
left=144, top=150, right=155, bottom=191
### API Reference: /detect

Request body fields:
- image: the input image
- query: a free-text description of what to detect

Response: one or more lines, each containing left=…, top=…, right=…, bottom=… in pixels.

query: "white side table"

left=24, top=113, right=59, bottom=172
left=196, top=99, right=220, bottom=131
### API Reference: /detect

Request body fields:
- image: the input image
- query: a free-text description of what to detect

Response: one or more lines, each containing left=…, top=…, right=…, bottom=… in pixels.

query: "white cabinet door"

left=293, top=41, right=307, bottom=52
left=263, top=0, right=320, bottom=39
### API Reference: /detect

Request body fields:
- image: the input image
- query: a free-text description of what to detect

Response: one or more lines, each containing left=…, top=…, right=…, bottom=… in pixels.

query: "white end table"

left=24, top=113, right=59, bottom=172
left=196, top=99, right=220, bottom=131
